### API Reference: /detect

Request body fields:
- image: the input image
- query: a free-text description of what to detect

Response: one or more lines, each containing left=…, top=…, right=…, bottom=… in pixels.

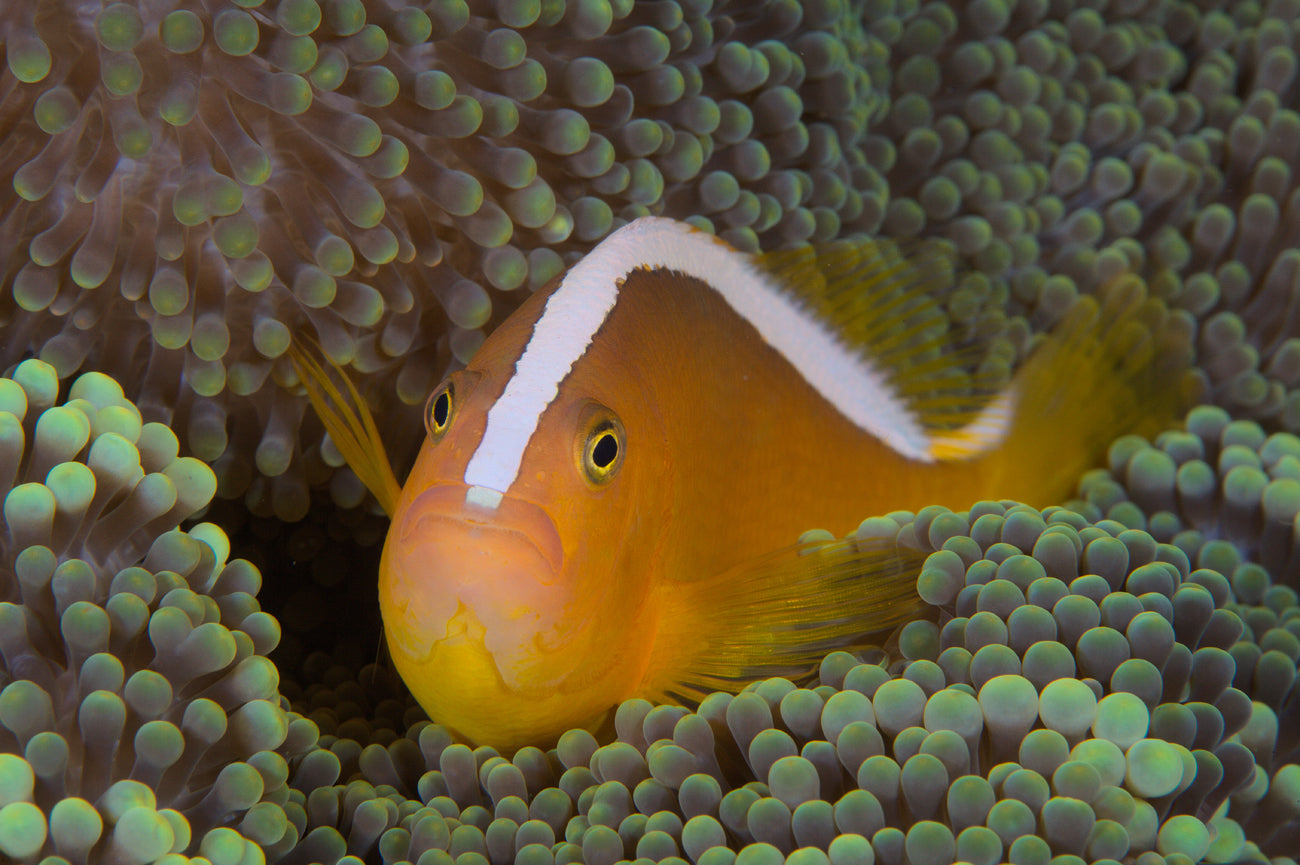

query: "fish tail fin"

left=640, top=533, right=926, bottom=704
left=983, top=271, right=1199, bottom=507
left=287, top=335, right=402, bottom=516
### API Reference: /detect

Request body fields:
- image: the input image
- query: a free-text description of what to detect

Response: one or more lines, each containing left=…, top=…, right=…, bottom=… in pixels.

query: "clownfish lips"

left=379, top=483, right=567, bottom=663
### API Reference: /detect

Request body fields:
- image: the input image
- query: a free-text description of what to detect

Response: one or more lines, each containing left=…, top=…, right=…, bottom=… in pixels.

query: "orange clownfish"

left=294, top=217, right=1190, bottom=752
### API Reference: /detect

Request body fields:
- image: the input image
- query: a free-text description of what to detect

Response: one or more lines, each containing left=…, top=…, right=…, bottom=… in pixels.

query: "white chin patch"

left=466, top=485, right=504, bottom=510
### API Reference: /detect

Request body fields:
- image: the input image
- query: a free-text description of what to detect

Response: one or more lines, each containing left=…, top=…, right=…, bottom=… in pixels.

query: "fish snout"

left=378, top=483, right=568, bottom=662
left=403, top=483, right=564, bottom=576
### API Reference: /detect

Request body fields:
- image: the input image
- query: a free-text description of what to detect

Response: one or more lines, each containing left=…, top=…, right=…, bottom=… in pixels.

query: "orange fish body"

left=297, top=218, right=1189, bottom=751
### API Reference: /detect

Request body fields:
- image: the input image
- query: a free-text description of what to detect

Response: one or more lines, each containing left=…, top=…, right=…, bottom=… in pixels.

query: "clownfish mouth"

left=379, top=482, right=569, bottom=663
left=395, top=483, right=565, bottom=581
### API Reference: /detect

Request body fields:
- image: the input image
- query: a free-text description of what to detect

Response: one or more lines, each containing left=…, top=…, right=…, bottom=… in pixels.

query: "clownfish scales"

left=293, top=216, right=1191, bottom=752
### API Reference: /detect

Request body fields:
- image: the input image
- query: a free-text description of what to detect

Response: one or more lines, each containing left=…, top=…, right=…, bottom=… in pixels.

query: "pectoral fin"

left=643, top=532, right=927, bottom=704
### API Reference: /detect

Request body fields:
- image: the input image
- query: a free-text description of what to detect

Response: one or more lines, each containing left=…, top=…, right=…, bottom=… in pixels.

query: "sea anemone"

left=7, top=0, right=1300, bottom=862
left=0, top=359, right=320, bottom=863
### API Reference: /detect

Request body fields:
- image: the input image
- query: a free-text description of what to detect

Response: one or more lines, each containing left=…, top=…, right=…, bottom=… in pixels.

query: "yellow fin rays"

left=757, top=239, right=1001, bottom=447
left=288, top=336, right=402, bottom=516
left=981, top=270, right=1198, bottom=507
left=644, top=534, right=926, bottom=704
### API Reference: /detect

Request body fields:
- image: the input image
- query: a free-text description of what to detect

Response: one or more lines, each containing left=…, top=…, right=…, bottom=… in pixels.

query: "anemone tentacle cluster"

left=850, top=0, right=1300, bottom=429
left=1072, top=405, right=1300, bottom=577
left=0, top=359, right=324, bottom=863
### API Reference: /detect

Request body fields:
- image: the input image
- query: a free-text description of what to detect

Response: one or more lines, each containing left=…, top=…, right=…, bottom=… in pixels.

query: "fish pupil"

left=592, top=432, right=618, bottom=468
left=432, top=391, right=450, bottom=428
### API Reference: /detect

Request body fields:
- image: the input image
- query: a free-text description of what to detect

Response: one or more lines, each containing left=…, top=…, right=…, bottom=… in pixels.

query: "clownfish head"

left=378, top=265, right=673, bottom=751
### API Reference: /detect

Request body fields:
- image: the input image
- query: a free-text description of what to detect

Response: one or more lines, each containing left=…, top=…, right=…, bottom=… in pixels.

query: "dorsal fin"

left=757, top=237, right=1009, bottom=453
left=288, top=335, right=402, bottom=516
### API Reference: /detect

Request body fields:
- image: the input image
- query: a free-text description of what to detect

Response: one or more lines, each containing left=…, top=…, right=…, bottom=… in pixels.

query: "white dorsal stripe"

left=930, top=388, right=1016, bottom=459
left=462, top=217, right=935, bottom=500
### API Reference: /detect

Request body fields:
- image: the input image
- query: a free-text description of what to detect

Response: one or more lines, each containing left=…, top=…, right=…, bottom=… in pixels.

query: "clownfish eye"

left=577, top=410, right=624, bottom=485
left=426, top=383, right=454, bottom=439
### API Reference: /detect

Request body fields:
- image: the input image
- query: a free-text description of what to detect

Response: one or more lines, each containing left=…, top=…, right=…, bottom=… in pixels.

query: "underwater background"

left=1, top=0, right=1298, bottom=863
